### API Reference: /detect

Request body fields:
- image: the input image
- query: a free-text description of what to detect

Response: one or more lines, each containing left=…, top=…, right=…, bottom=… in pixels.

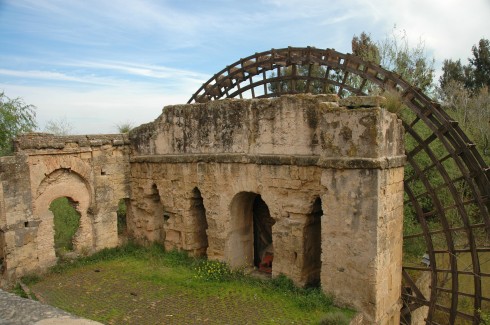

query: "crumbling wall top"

left=129, top=94, right=405, bottom=169
left=14, top=133, right=130, bottom=154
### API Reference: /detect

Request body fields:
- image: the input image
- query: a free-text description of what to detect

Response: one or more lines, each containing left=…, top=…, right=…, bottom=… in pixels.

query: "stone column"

left=317, top=102, right=405, bottom=324
left=321, top=167, right=404, bottom=324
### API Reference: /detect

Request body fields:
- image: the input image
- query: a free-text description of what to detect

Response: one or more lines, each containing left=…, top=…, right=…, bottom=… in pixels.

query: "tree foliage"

left=378, top=27, right=435, bottom=93
left=439, top=39, right=490, bottom=159
left=0, top=91, right=37, bottom=156
left=352, top=28, right=436, bottom=94
left=440, top=38, right=490, bottom=93
left=469, top=38, right=490, bottom=90
left=351, top=32, right=380, bottom=65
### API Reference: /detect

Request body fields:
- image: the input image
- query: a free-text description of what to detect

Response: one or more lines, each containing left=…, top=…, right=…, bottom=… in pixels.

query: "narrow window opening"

left=117, top=198, right=129, bottom=242
left=147, top=184, right=165, bottom=244
left=190, top=187, right=208, bottom=257
left=304, top=197, right=323, bottom=287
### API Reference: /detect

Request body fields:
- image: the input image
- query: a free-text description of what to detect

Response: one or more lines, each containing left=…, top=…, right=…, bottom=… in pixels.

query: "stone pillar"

left=318, top=103, right=405, bottom=324
left=321, top=168, right=404, bottom=324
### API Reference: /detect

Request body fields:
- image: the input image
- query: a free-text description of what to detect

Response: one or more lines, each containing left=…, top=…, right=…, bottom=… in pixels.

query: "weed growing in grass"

left=12, top=283, right=28, bottom=298
left=21, top=274, right=41, bottom=285
left=195, top=260, right=234, bottom=281
left=270, top=273, right=297, bottom=291
left=266, top=274, right=334, bottom=311
left=160, top=248, right=195, bottom=268
left=49, top=241, right=144, bottom=274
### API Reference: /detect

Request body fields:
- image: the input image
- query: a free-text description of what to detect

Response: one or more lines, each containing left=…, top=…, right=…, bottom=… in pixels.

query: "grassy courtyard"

left=21, top=243, right=354, bottom=325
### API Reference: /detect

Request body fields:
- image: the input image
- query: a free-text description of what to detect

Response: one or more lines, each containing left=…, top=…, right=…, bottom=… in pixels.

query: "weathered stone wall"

left=128, top=94, right=405, bottom=324
left=0, top=134, right=130, bottom=284
left=0, top=94, right=405, bottom=324
left=0, top=154, right=34, bottom=285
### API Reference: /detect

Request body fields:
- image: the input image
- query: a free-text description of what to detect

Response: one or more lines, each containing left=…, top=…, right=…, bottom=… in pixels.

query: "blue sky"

left=1, top=0, right=489, bottom=134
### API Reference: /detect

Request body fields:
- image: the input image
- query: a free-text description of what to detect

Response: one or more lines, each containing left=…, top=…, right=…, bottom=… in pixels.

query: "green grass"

left=24, top=243, right=354, bottom=324
left=50, top=197, right=80, bottom=253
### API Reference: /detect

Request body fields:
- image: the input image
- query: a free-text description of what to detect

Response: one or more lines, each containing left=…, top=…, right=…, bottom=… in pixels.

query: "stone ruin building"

left=1, top=45, right=486, bottom=324
left=0, top=94, right=406, bottom=324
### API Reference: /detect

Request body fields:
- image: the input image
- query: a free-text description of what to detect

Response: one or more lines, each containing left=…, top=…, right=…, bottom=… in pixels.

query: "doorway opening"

left=229, top=192, right=275, bottom=272
left=50, top=197, right=81, bottom=256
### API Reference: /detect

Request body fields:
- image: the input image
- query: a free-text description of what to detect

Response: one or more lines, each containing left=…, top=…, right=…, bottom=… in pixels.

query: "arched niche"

left=227, top=192, right=275, bottom=271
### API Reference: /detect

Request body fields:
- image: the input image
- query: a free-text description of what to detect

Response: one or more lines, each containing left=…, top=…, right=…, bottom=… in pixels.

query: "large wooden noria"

left=0, top=94, right=405, bottom=324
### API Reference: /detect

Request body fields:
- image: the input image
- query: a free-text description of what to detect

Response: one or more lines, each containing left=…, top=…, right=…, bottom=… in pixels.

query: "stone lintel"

left=130, top=154, right=406, bottom=169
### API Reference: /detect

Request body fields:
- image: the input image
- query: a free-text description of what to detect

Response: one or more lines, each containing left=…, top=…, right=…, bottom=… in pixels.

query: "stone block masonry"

left=0, top=134, right=130, bottom=284
left=0, top=94, right=405, bottom=324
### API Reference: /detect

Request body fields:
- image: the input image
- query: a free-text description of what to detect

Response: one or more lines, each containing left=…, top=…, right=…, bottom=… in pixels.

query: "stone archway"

left=34, top=169, right=93, bottom=268
left=227, top=192, right=275, bottom=270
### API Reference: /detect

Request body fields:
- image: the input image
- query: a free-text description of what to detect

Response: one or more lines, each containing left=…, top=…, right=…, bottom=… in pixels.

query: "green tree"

left=440, top=38, right=490, bottom=93
left=0, top=91, right=37, bottom=156
left=351, top=32, right=380, bottom=64
left=439, top=59, right=473, bottom=90
left=438, top=39, right=490, bottom=159
left=469, top=38, right=490, bottom=90
left=439, top=81, right=490, bottom=157
left=376, top=27, right=435, bottom=93
left=350, top=28, right=435, bottom=95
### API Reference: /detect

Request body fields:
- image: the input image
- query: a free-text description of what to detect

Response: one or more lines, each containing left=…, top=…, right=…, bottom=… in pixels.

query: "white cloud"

left=356, top=0, right=490, bottom=62
left=63, top=60, right=209, bottom=81
left=2, top=0, right=489, bottom=139
left=0, top=82, right=192, bottom=135
left=0, top=69, right=118, bottom=86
